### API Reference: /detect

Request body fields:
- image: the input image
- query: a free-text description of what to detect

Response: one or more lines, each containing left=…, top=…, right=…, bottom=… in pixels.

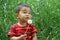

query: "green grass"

left=0, top=0, right=60, bottom=40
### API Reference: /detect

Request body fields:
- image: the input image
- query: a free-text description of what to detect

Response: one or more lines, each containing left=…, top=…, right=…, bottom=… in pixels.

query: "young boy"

left=8, top=4, right=37, bottom=40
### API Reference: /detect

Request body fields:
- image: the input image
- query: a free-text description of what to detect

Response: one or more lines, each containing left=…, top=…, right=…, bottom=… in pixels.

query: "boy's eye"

left=23, top=11, right=27, bottom=13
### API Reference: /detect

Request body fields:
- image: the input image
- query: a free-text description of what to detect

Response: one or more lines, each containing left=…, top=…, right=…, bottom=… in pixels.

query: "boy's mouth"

left=25, top=17, right=30, bottom=20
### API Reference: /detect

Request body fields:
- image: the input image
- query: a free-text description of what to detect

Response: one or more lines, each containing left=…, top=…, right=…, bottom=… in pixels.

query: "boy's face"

left=16, top=7, right=31, bottom=22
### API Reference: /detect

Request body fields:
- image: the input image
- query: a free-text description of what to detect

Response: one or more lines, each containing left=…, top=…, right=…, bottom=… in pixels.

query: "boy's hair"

left=15, top=4, right=30, bottom=13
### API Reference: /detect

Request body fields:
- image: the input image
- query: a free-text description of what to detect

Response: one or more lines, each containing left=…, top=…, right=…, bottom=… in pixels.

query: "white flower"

left=27, top=19, right=32, bottom=24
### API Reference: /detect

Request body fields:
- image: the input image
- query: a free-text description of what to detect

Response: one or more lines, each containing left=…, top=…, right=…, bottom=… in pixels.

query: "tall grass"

left=0, top=0, right=60, bottom=40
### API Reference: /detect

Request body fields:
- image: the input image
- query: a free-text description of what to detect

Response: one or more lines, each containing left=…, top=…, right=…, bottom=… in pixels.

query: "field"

left=0, top=0, right=60, bottom=40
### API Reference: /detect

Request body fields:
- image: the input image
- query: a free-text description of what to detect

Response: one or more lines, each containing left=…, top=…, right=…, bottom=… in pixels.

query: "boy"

left=8, top=4, right=37, bottom=40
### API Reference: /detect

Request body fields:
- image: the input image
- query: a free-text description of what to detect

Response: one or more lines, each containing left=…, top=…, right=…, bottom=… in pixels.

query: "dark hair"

left=15, top=4, right=30, bottom=13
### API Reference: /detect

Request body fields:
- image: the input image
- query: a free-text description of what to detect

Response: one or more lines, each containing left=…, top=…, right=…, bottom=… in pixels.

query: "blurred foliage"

left=0, top=0, right=60, bottom=40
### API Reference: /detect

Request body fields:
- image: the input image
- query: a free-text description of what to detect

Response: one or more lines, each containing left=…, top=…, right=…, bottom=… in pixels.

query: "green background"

left=0, top=0, right=60, bottom=40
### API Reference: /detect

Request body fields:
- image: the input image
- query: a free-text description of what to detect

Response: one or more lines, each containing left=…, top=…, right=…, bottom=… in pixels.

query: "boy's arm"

left=10, top=36, right=20, bottom=40
left=32, top=33, right=37, bottom=40
left=10, top=34, right=26, bottom=40
left=31, top=24, right=38, bottom=40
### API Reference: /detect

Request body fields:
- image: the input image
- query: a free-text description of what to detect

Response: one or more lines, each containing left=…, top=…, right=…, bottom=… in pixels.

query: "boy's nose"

left=26, top=14, right=31, bottom=18
left=26, top=13, right=30, bottom=16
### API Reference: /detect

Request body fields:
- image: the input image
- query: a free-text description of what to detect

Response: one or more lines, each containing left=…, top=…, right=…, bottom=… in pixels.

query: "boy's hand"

left=19, top=34, right=27, bottom=38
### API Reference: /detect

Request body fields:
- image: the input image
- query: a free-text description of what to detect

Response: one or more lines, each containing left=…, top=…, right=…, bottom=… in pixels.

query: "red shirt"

left=8, top=23, right=37, bottom=40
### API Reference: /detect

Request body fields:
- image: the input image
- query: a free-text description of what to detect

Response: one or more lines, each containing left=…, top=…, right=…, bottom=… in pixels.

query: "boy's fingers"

left=22, top=34, right=26, bottom=37
left=24, top=34, right=27, bottom=36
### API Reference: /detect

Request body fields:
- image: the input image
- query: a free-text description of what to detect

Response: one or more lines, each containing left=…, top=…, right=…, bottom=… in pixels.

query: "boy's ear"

left=15, top=13, right=19, bottom=18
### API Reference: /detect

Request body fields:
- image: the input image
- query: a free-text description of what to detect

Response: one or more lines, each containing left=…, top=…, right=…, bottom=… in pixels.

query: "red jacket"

left=8, top=23, right=37, bottom=40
